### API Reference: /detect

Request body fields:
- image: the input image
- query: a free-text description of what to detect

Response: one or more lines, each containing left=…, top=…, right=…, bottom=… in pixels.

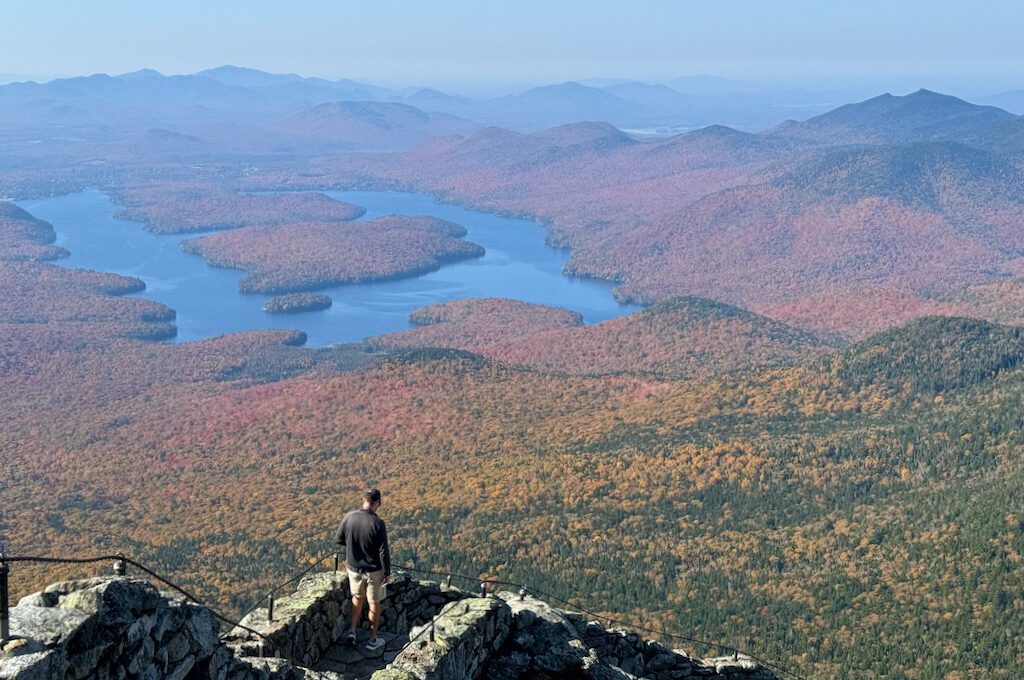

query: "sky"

left=3, top=1, right=1023, bottom=93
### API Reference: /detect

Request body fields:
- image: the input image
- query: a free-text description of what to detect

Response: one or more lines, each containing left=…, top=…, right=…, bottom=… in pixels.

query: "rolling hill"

left=371, top=296, right=831, bottom=378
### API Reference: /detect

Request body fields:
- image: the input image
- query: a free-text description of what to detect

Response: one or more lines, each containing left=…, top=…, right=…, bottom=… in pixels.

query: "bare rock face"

left=1, top=576, right=221, bottom=680
left=378, top=596, right=511, bottom=680
left=475, top=591, right=778, bottom=680
left=2, top=572, right=780, bottom=680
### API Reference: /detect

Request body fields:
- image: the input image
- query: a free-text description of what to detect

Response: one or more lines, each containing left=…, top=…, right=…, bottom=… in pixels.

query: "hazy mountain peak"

left=534, top=120, right=634, bottom=146
left=287, top=100, right=430, bottom=124
left=769, top=88, right=1015, bottom=144
left=118, top=68, right=163, bottom=80
left=276, top=100, right=479, bottom=151
left=688, top=124, right=755, bottom=140
left=515, top=81, right=626, bottom=103
left=531, top=80, right=588, bottom=92
left=643, top=123, right=776, bottom=165
left=197, top=64, right=303, bottom=87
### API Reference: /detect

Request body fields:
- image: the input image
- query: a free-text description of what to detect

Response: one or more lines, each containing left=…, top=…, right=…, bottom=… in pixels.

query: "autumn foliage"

left=283, top=113, right=1024, bottom=338
left=113, top=185, right=365, bottom=234
left=371, top=296, right=832, bottom=378
left=0, top=201, right=68, bottom=262
left=4, top=90, right=1024, bottom=679
left=181, top=215, right=485, bottom=293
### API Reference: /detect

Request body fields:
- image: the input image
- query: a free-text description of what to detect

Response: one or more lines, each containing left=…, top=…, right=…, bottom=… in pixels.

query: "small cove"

left=19, top=189, right=640, bottom=346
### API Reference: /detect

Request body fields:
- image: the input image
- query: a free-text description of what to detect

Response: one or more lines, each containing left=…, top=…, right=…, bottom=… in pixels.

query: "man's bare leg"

left=368, top=602, right=381, bottom=641
left=350, top=595, right=364, bottom=634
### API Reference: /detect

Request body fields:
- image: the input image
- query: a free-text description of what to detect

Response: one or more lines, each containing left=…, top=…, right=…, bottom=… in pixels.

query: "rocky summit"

left=1, top=571, right=778, bottom=680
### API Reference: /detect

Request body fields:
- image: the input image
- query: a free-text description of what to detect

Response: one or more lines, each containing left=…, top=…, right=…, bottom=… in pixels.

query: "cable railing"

left=0, top=553, right=268, bottom=643
left=0, top=548, right=812, bottom=680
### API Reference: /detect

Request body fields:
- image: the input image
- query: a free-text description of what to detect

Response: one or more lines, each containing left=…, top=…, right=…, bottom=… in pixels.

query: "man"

left=333, top=488, right=391, bottom=651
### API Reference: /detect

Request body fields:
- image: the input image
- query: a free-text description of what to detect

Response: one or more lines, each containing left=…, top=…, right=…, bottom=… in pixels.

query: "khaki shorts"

left=347, top=568, right=386, bottom=604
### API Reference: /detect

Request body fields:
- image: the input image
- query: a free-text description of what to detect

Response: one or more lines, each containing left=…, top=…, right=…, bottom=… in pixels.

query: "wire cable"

left=2, top=552, right=811, bottom=679
left=230, top=552, right=334, bottom=634
left=2, top=554, right=269, bottom=643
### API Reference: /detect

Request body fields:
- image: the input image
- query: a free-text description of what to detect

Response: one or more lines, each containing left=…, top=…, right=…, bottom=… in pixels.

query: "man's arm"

left=380, top=522, right=391, bottom=578
left=333, top=514, right=348, bottom=546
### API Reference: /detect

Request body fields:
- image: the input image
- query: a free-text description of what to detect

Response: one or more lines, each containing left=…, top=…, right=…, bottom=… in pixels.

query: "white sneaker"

left=365, top=637, right=385, bottom=651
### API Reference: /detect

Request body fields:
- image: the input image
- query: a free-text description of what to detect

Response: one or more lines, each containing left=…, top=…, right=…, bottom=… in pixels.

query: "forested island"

left=113, top=187, right=366, bottom=234
left=263, top=292, right=333, bottom=314
left=181, top=215, right=485, bottom=293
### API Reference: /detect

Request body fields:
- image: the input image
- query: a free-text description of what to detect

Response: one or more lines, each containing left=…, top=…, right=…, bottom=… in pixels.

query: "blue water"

left=18, top=190, right=639, bottom=346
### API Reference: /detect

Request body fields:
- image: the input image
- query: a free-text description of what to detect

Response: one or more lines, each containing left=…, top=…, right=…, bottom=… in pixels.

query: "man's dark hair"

left=364, top=488, right=381, bottom=504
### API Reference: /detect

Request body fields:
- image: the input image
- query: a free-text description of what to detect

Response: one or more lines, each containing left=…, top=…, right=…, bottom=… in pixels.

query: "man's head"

left=362, top=488, right=382, bottom=512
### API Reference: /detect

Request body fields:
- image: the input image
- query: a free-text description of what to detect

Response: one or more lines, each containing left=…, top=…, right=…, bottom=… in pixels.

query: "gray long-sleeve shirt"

left=334, top=508, right=391, bottom=576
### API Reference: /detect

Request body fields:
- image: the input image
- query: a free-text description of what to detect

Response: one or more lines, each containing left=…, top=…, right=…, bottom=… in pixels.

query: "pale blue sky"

left=3, top=1, right=1023, bottom=90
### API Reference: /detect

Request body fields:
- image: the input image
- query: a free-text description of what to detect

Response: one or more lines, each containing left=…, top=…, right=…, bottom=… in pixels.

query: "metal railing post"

left=113, top=553, right=127, bottom=577
left=0, top=553, right=10, bottom=643
left=267, top=595, right=274, bottom=622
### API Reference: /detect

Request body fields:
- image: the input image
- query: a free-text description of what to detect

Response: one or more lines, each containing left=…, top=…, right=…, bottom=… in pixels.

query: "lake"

left=18, top=190, right=639, bottom=346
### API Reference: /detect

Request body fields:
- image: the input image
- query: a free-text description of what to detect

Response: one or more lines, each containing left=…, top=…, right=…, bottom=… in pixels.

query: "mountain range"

left=4, top=72, right=1021, bottom=340
left=0, top=66, right=893, bottom=142
left=306, top=89, right=1024, bottom=339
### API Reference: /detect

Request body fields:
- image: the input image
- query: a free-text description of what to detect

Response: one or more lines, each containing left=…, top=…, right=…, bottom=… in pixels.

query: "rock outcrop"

left=1, top=571, right=779, bottom=680
left=1, top=576, right=222, bottom=680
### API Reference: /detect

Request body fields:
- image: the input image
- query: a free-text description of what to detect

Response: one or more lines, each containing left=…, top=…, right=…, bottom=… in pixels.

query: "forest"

left=112, top=186, right=366, bottom=234
left=371, top=296, right=833, bottom=379
left=181, top=215, right=485, bottom=293
left=3, top=209, right=1022, bottom=676
left=263, top=293, right=333, bottom=314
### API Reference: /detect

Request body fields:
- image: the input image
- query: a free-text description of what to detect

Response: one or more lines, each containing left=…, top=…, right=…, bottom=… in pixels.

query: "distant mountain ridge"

left=320, top=86, right=1024, bottom=339
left=768, top=89, right=1016, bottom=144
left=6, top=66, right=1015, bottom=143
left=0, top=66, right=860, bottom=137
left=273, top=100, right=480, bottom=151
left=197, top=64, right=396, bottom=100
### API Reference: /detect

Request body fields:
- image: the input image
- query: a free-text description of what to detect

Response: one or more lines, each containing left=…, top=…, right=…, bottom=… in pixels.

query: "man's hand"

left=381, top=574, right=390, bottom=586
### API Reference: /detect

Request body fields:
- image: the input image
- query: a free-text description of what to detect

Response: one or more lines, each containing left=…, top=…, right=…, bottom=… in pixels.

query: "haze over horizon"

left=4, top=0, right=1024, bottom=97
